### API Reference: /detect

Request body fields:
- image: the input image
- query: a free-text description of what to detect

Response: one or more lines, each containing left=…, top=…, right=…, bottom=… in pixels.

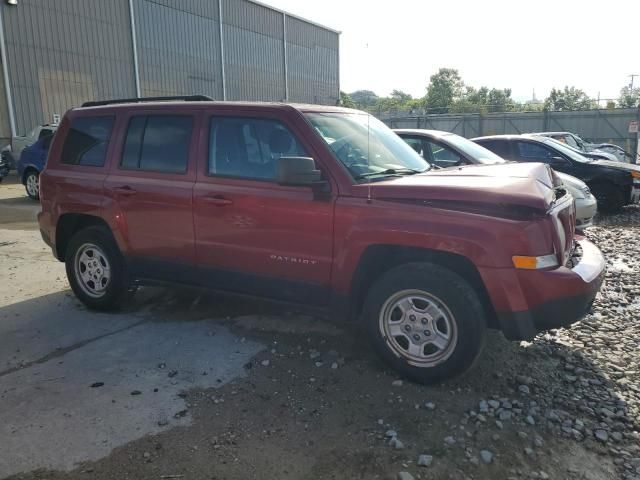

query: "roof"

left=75, top=100, right=360, bottom=115
left=472, top=134, right=549, bottom=143
left=532, top=132, right=571, bottom=136
left=393, top=129, right=455, bottom=138
left=249, top=0, right=341, bottom=34
left=471, top=134, right=522, bottom=141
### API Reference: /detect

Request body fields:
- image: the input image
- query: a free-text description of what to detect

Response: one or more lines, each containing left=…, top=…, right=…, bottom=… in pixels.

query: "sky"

left=262, top=0, right=640, bottom=102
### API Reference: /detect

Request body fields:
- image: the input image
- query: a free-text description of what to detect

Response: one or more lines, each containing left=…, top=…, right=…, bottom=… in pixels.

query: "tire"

left=24, top=170, right=40, bottom=200
left=65, top=226, right=131, bottom=311
left=591, top=183, right=624, bottom=213
left=362, top=262, right=486, bottom=384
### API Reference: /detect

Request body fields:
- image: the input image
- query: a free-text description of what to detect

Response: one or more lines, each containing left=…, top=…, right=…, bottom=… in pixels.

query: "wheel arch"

left=350, top=244, right=498, bottom=328
left=55, top=214, right=114, bottom=261
left=21, top=165, right=39, bottom=184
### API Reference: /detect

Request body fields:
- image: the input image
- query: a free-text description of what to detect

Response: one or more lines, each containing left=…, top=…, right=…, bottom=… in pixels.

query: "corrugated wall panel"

left=0, top=58, right=11, bottom=142
left=134, top=0, right=224, bottom=99
left=1, top=0, right=136, bottom=135
left=222, top=0, right=285, bottom=101
left=286, top=16, right=339, bottom=105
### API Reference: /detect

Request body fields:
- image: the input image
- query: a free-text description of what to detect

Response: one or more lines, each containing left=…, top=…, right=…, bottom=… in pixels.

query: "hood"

left=590, top=159, right=640, bottom=173
left=354, top=162, right=559, bottom=213
left=556, top=171, right=587, bottom=190
left=584, top=150, right=618, bottom=161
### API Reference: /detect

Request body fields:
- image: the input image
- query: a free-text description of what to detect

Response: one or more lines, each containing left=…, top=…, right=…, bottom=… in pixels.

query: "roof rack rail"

left=81, top=95, right=214, bottom=108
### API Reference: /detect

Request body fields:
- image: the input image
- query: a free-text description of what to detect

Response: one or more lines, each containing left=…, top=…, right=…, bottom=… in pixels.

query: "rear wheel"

left=24, top=170, right=39, bottom=200
left=591, top=183, right=624, bottom=213
left=363, top=262, right=486, bottom=384
left=65, top=226, right=131, bottom=311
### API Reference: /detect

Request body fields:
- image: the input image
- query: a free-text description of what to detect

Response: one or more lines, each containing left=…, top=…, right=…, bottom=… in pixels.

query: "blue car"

left=17, top=134, right=53, bottom=200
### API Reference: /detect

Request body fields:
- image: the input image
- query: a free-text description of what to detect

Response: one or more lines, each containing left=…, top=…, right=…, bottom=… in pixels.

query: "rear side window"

left=61, top=116, right=114, bottom=166
left=477, top=139, right=510, bottom=158
left=120, top=115, right=193, bottom=173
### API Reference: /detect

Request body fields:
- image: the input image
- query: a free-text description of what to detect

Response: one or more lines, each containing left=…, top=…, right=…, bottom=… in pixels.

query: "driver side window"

left=516, top=141, right=553, bottom=162
left=208, top=117, right=308, bottom=181
left=424, top=140, right=464, bottom=168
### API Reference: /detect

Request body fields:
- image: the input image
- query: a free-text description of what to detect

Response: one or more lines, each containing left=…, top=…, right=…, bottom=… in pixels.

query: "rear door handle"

left=202, top=195, right=233, bottom=207
left=113, top=186, right=137, bottom=197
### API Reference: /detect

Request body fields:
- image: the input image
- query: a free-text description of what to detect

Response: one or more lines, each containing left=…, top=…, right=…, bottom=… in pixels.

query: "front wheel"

left=65, top=226, right=131, bottom=311
left=24, top=170, right=39, bottom=200
left=362, top=262, right=486, bottom=384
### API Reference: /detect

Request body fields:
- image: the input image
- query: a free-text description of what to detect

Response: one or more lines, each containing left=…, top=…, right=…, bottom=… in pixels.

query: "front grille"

left=554, top=186, right=568, bottom=201
left=565, top=241, right=583, bottom=268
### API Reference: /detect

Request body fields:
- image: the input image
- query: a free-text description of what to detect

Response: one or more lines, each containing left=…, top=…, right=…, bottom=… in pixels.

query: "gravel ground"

left=2, top=189, right=640, bottom=479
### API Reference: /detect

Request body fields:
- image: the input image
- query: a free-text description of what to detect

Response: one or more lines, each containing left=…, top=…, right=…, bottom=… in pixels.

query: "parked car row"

left=534, top=131, right=634, bottom=163
left=2, top=123, right=58, bottom=169
left=394, top=129, right=598, bottom=228
left=473, top=134, right=640, bottom=212
left=36, top=97, right=606, bottom=384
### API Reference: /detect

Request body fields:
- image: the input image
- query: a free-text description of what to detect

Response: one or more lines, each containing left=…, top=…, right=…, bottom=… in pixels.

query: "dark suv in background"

left=473, top=134, right=640, bottom=211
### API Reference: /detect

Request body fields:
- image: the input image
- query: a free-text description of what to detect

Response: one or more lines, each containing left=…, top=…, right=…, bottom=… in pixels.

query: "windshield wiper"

left=355, top=168, right=425, bottom=180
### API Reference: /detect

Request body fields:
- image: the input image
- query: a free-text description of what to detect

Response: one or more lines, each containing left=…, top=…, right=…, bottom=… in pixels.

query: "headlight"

left=512, top=254, right=559, bottom=270
left=632, top=171, right=640, bottom=183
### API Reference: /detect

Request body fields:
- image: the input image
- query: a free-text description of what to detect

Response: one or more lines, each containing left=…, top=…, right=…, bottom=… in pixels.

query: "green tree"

left=377, top=90, right=414, bottom=111
left=425, top=68, right=464, bottom=113
left=451, top=86, right=514, bottom=113
left=339, top=91, right=356, bottom=108
left=389, top=89, right=413, bottom=104
left=349, top=90, right=379, bottom=108
left=486, top=88, right=515, bottom=112
left=618, top=86, right=640, bottom=108
left=544, top=87, right=595, bottom=111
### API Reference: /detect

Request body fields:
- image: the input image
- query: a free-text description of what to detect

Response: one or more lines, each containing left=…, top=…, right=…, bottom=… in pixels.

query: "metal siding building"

left=0, top=0, right=340, bottom=142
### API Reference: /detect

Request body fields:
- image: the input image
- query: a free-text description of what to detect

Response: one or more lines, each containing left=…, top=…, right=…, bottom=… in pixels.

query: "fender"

left=330, top=196, right=556, bottom=295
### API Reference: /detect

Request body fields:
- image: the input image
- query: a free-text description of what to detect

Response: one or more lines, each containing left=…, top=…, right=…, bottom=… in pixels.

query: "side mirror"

left=277, top=157, right=323, bottom=186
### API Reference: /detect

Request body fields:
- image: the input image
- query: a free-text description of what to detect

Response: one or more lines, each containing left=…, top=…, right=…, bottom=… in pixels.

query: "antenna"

left=366, top=113, right=372, bottom=204
left=364, top=40, right=372, bottom=204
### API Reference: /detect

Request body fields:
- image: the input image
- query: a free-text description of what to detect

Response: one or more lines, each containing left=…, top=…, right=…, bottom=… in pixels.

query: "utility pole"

left=630, top=74, right=639, bottom=90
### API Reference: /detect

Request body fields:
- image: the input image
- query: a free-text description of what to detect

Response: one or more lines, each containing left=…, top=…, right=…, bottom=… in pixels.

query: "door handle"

left=113, top=186, right=137, bottom=197
left=202, top=195, right=233, bottom=207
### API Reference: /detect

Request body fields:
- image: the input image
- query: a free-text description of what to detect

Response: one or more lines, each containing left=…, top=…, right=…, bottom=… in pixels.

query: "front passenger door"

left=193, top=113, right=335, bottom=305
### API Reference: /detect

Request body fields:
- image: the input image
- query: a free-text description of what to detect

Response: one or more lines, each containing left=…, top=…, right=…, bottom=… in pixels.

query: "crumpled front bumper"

left=489, top=238, right=606, bottom=340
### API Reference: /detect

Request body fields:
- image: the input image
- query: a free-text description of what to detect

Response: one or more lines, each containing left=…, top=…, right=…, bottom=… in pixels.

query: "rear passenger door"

left=104, top=111, right=199, bottom=279
left=193, top=111, right=335, bottom=305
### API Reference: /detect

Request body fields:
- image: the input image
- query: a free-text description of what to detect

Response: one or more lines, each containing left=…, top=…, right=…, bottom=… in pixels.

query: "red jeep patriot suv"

left=37, top=96, right=606, bottom=383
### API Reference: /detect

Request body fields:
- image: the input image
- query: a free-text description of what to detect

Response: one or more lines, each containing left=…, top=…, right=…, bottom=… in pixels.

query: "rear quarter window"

left=61, top=116, right=114, bottom=167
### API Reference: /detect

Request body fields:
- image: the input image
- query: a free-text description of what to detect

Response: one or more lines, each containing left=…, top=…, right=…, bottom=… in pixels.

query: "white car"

left=555, top=172, right=597, bottom=229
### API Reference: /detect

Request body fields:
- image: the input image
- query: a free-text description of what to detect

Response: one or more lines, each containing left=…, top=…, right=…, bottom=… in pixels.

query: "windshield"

left=444, top=134, right=506, bottom=164
left=543, top=138, right=592, bottom=163
left=305, top=112, right=430, bottom=180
